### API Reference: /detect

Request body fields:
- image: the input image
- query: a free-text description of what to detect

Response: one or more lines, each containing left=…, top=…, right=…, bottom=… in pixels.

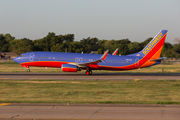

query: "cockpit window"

left=20, top=55, right=25, bottom=57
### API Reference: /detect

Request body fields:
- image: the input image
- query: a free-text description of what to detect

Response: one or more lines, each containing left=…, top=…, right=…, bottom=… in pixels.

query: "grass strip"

left=0, top=80, right=180, bottom=104
left=1, top=62, right=180, bottom=73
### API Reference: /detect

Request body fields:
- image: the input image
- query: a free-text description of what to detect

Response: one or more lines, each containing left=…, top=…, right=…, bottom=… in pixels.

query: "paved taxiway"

left=1, top=103, right=180, bottom=120
left=0, top=73, right=180, bottom=80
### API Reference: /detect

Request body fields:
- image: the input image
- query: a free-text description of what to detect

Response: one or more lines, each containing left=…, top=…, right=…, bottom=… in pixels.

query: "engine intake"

left=61, top=64, right=78, bottom=72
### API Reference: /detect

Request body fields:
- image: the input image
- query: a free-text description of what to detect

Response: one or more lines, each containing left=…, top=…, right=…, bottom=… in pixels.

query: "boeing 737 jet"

left=13, top=30, right=168, bottom=75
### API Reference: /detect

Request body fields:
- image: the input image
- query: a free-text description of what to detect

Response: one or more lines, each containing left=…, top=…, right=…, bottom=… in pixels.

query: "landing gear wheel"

left=85, top=70, right=92, bottom=75
left=85, top=71, right=89, bottom=75
left=89, top=70, right=92, bottom=75
left=27, top=69, right=30, bottom=72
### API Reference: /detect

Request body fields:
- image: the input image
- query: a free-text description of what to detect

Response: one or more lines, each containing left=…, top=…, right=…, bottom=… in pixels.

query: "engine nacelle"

left=61, top=64, right=78, bottom=72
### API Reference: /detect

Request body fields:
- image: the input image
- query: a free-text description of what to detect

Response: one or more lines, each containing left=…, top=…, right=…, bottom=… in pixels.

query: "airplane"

left=13, top=30, right=168, bottom=75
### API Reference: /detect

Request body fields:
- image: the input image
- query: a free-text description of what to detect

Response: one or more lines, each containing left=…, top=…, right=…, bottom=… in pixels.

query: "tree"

left=0, top=34, right=7, bottom=51
left=32, top=39, right=45, bottom=51
left=128, top=42, right=142, bottom=54
left=116, top=39, right=131, bottom=44
left=1, top=32, right=179, bottom=58
left=51, top=43, right=63, bottom=52
left=118, top=44, right=129, bottom=55
left=161, top=42, right=174, bottom=57
left=64, top=34, right=74, bottom=43
left=174, top=37, right=180, bottom=43
left=71, top=42, right=84, bottom=53
left=104, top=40, right=115, bottom=50
left=9, top=38, right=32, bottom=55
left=97, top=48, right=103, bottom=54
left=141, top=37, right=153, bottom=48
left=173, top=44, right=180, bottom=54
left=4, top=34, right=15, bottom=42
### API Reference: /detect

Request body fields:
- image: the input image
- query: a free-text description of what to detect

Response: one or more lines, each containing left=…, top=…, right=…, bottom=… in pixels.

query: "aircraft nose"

left=13, top=57, right=20, bottom=63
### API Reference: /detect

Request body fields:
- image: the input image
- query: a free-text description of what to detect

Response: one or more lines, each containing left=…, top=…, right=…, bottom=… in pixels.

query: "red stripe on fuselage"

left=21, top=61, right=69, bottom=68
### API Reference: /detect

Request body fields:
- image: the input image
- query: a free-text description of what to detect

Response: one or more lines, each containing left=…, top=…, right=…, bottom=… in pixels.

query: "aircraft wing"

left=77, top=50, right=109, bottom=67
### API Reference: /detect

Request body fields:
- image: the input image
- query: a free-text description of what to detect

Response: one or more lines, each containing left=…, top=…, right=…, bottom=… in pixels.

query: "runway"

left=1, top=103, right=180, bottom=120
left=1, top=73, right=180, bottom=120
left=0, top=72, right=180, bottom=80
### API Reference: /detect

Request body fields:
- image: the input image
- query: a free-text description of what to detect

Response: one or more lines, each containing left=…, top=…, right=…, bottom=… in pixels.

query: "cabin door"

left=29, top=53, right=35, bottom=61
left=135, top=58, right=139, bottom=67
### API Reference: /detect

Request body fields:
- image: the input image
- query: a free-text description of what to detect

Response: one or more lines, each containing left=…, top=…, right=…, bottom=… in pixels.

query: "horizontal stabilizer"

left=149, top=57, right=167, bottom=62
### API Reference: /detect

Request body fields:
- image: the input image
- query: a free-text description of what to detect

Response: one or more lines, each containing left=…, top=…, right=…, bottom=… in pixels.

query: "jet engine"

left=61, top=64, right=78, bottom=72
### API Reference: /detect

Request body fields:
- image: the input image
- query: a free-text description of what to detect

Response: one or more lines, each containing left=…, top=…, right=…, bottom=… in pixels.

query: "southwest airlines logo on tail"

left=143, top=32, right=164, bottom=55
left=14, top=30, right=168, bottom=75
left=140, top=30, right=168, bottom=58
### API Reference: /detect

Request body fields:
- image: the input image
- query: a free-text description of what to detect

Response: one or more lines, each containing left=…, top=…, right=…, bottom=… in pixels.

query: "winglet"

left=112, top=48, right=119, bottom=55
left=101, top=50, right=109, bottom=60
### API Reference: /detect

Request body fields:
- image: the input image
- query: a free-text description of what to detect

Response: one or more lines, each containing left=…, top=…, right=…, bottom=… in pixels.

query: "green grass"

left=1, top=61, right=180, bottom=73
left=1, top=80, right=180, bottom=104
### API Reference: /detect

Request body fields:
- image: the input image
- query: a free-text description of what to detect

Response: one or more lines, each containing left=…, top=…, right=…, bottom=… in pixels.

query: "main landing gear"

left=85, top=70, right=92, bottom=75
left=85, top=67, right=92, bottom=75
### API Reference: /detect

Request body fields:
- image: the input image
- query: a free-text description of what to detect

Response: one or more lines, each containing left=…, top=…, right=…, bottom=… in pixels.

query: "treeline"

left=0, top=33, right=180, bottom=58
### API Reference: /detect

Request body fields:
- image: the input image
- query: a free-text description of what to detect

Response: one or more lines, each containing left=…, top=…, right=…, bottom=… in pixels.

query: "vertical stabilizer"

left=140, top=30, right=167, bottom=59
left=128, top=30, right=168, bottom=59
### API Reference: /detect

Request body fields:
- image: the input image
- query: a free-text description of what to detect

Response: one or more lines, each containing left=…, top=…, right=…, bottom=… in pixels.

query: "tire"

left=27, top=69, right=30, bottom=72
left=85, top=70, right=92, bottom=75
left=89, top=70, right=92, bottom=75
left=86, top=71, right=90, bottom=75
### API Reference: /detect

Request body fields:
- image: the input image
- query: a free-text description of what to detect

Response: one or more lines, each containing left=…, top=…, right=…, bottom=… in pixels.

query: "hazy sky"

left=1, top=0, right=180, bottom=44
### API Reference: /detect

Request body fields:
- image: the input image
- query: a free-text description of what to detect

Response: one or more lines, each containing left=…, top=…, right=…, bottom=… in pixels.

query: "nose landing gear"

left=27, top=69, right=30, bottom=72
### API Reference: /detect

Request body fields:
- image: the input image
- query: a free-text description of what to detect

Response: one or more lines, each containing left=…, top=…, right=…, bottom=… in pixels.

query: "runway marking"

left=0, top=103, right=10, bottom=106
left=135, top=79, right=140, bottom=81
